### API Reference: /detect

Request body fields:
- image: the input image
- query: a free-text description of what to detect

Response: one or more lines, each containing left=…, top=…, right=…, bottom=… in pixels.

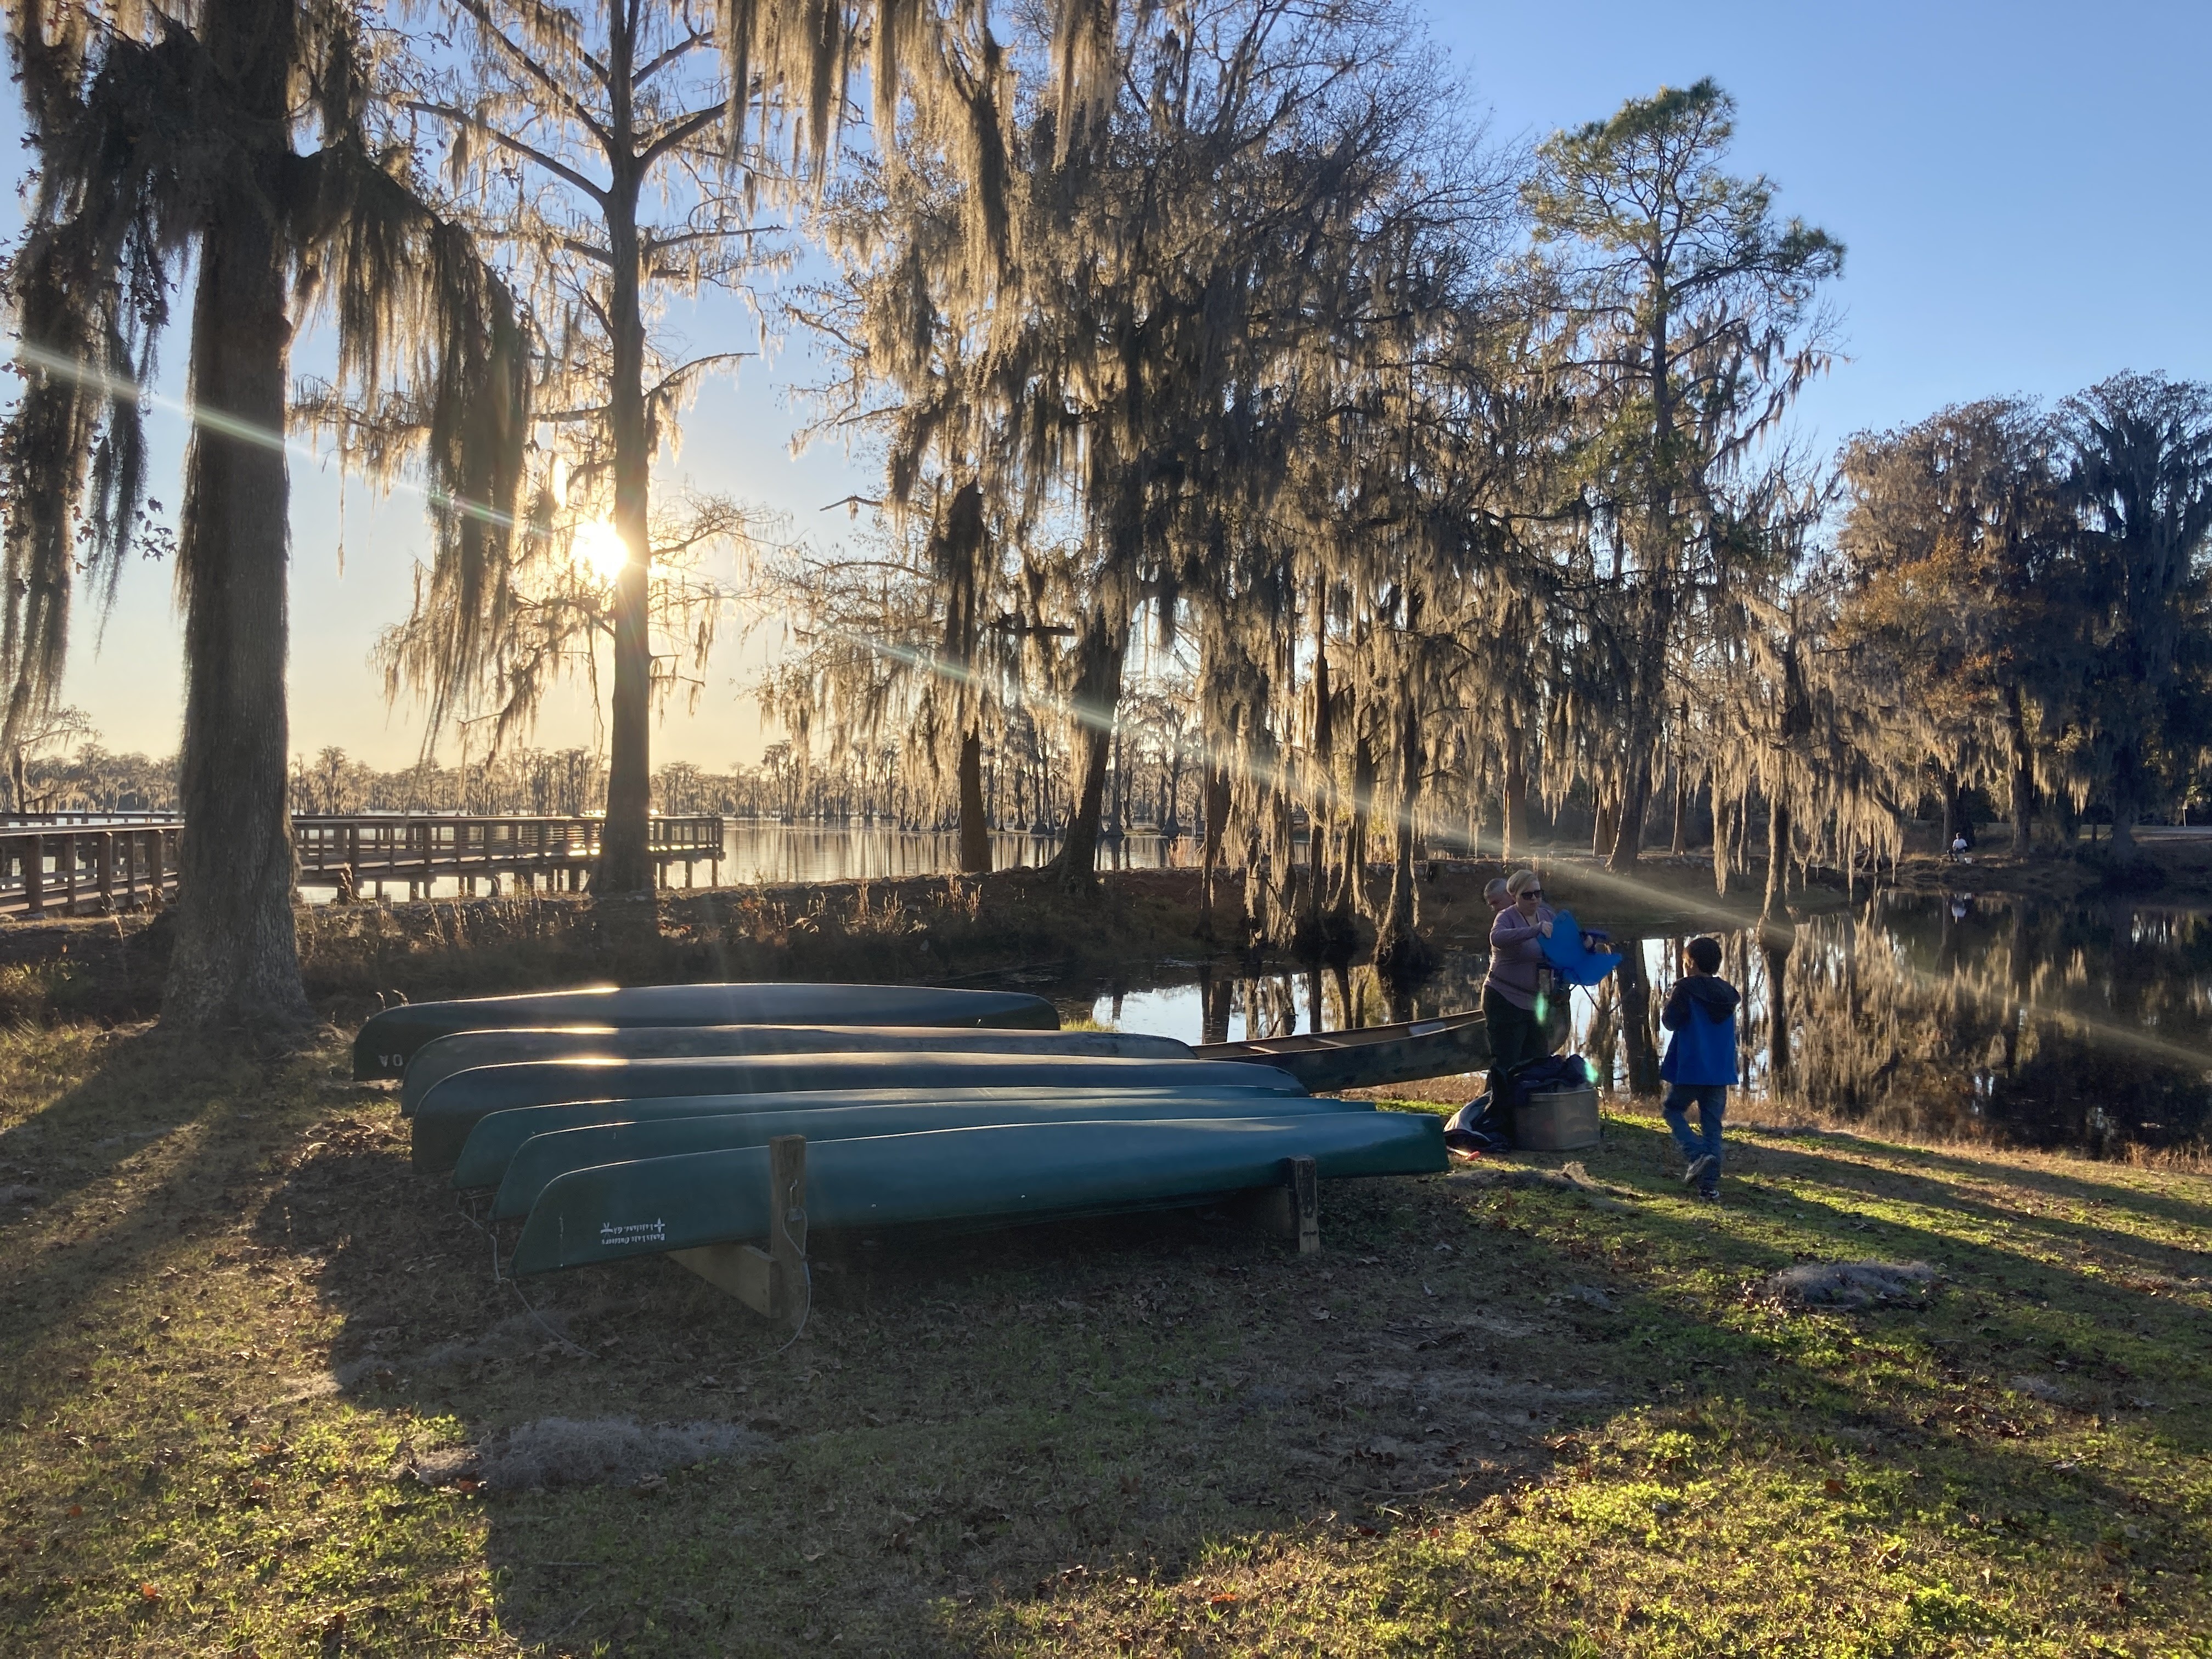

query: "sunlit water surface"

left=305, top=823, right=2208, bottom=1155
left=1076, top=890, right=2212, bottom=1158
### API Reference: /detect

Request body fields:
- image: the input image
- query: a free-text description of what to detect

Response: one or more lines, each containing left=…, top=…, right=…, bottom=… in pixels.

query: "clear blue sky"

left=22, top=0, right=2212, bottom=768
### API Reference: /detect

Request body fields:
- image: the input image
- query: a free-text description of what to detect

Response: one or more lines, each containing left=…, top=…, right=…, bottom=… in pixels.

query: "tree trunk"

left=1047, top=623, right=1124, bottom=889
left=1592, top=787, right=1618, bottom=860
left=1606, top=749, right=1650, bottom=871
left=1197, top=762, right=1232, bottom=939
left=1501, top=720, right=1528, bottom=862
left=2004, top=684, right=2034, bottom=855
left=1934, top=764, right=1964, bottom=859
left=594, top=42, right=654, bottom=895
left=161, top=16, right=311, bottom=1035
left=1617, top=948, right=1660, bottom=1096
left=1338, top=732, right=1374, bottom=915
left=1374, top=701, right=1431, bottom=980
left=1307, top=600, right=1332, bottom=942
left=1763, top=789, right=1792, bottom=922
left=957, top=728, right=990, bottom=874
left=1669, top=764, right=1690, bottom=855
left=1761, top=929, right=1793, bottom=1093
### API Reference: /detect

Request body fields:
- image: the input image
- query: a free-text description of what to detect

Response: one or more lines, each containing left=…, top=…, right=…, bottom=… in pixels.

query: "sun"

left=572, top=517, right=631, bottom=583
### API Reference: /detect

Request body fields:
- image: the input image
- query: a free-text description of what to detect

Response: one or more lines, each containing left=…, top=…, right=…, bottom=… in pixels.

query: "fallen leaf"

left=1311, top=1310, right=1331, bottom=1322
left=1823, top=1479, right=1846, bottom=1497
left=138, top=1583, right=160, bottom=1601
left=1208, top=1592, right=1240, bottom=1607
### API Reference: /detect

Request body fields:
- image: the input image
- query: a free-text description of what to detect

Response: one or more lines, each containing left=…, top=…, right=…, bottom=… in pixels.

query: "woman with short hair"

left=1485, top=868, right=1553, bottom=1095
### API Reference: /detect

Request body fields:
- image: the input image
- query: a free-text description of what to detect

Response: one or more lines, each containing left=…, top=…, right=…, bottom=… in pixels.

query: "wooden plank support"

left=1232, top=1154, right=1321, bottom=1254
left=671, top=1134, right=809, bottom=1329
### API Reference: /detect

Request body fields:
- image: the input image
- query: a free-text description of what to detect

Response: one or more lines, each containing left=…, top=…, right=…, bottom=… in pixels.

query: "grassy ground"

left=2, top=1024, right=2208, bottom=1656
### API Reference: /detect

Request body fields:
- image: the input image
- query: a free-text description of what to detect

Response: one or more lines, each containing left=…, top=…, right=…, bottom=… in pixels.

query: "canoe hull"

left=354, top=983, right=1059, bottom=1079
left=400, top=1023, right=1192, bottom=1114
left=413, top=1053, right=1304, bottom=1171
left=1193, top=1001, right=1572, bottom=1092
left=510, top=1112, right=1449, bottom=1275
left=450, top=1084, right=1342, bottom=1190
left=488, top=1092, right=1376, bottom=1218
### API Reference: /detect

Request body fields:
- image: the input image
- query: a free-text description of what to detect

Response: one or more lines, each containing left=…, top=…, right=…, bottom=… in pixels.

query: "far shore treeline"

left=2, top=0, right=2208, bottom=1036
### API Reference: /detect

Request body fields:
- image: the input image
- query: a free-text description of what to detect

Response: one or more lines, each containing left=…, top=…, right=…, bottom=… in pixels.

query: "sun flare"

left=572, top=517, right=631, bottom=582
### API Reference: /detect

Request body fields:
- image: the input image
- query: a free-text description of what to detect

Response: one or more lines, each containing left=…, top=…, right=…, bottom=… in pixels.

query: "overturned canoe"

left=1193, top=1001, right=1571, bottom=1093
left=399, top=1023, right=1193, bottom=1114
left=510, top=1111, right=1448, bottom=1276
left=486, top=1091, right=1375, bottom=1218
left=453, top=1084, right=1351, bottom=1193
left=353, top=983, right=1058, bottom=1079
left=413, top=1052, right=1304, bottom=1171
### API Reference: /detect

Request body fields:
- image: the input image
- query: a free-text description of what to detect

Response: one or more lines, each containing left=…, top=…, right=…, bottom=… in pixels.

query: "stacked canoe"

left=355, top=982, right=1447, bottom=1280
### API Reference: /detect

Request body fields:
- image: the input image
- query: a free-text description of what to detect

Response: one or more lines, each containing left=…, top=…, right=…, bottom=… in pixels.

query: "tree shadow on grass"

left=0, top=1026, right=336, bottom=1421
left=240, top=1104, right=2212, bottom=1655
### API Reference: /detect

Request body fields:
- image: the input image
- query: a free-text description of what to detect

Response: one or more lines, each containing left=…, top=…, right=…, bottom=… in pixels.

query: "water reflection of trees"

left=1120, top=898, right=2210, bottom=1154
left=1178, top=954, right=1500, bottom=1044
left=1711, top=894, right=2211, bottom=1154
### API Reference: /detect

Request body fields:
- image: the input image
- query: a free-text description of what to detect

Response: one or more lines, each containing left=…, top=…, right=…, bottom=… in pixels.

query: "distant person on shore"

left=1660, top=935, right=1741, bottom=1202
left=1484, top=869, right=1553, bottom=1097
left=1483, top=877, right=1511, bottom=916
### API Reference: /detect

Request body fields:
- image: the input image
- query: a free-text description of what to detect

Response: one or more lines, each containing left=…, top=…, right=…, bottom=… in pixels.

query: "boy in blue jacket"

left=1660, top=936, right=1742, bottom=1201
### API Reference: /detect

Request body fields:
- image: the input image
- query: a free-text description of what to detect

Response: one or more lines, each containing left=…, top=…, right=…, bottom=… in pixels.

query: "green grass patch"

left=2, top=1024, right=2207, bottom=1654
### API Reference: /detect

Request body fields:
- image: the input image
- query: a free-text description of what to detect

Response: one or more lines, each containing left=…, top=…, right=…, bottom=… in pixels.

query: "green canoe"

left=399, top=1023, right=1193, bottom=1114
left=413, top=1053, right=1304, bottom=1172
left=486, top=1092, right=1375, bottom=1218
left=452, top=1084, right=1350, bottom=1192
left=353, top=983, right=1059, bottom=1079
left=509, top=1111, right=1448, bottom=1276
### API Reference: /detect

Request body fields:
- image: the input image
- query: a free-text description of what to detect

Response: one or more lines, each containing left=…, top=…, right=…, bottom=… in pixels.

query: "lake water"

left=719, top=822, right=1192, bottom=885
left=1074, top=890, right=2212, bottom=1159
left=307, top=821, right=2209, bottom=1156
left=306, top=820, right=1194, bottom=901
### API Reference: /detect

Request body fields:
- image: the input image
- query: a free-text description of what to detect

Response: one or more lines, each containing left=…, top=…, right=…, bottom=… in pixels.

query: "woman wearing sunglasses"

left=1483, top=867, right=1556, bottom=1098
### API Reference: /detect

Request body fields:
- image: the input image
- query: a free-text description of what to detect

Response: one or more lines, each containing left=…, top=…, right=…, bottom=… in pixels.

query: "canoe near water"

left=450, top=1085, right=1354, bottom=1193
left=410, top=1052, right=1304, bottom=1171
left=1195, top=1011, right=1492, bottom=1092
left=353, top=983, right=1059, bottom=1079
left=483, top=1092, right=1378, bottom=1218
left=509, top=1111, right=1450, bottom=1276
left=398, top=1024, right=1193, bottom=1114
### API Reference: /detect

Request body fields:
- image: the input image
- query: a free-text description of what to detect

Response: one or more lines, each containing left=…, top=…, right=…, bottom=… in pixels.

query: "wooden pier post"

left=21, top=834, right=42, bottom=918
left=97, top=832, right=114, bottom=913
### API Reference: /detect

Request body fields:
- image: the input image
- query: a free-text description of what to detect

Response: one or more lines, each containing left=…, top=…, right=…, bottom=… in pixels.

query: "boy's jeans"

left=1663, top=1084, right=1727, bottom=1192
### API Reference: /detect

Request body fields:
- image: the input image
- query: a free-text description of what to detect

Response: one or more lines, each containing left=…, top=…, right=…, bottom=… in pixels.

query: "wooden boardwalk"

left=2, top=812, right=723, bottom=917
left=292, top=813, right=724, bottom=900
left=0, top=815, right=182, bottom=919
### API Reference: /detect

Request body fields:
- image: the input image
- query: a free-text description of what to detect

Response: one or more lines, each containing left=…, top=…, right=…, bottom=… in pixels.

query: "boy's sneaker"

left=1694, top=1187, right=1720, bottom=1204
left=1681, top=1154, right=1717, bottom=1188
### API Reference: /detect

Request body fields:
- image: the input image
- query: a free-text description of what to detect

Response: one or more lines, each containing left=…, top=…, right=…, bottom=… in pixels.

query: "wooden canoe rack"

left=670, top=1135, right=809, bottom=1329
left=1232, top=1154, right=1321, bottom=1255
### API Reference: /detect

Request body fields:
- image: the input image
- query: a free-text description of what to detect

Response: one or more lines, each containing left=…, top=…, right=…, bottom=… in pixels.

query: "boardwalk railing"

left=292, top=813, right=725, bottom=899
left=1, top=813, right=724, bottom=917
left=0, top=820, right=183, bottom=919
